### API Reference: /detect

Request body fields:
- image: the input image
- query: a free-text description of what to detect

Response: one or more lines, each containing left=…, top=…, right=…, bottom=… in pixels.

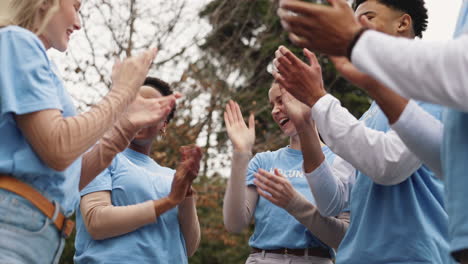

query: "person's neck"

left=129, top=141, right=153, bottom=156
left=289, top=134, right=301, bottom=150
left=38, top=34, right=51, bottom=50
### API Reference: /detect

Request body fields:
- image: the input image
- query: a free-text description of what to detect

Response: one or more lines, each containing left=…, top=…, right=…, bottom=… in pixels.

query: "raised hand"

left=277, top=0, right=363, bottom=56
left=168, top=145, right=203, bottom=205
left=224, top=100, right=255, bottom=153
left=279, top=87, right=313, bottom=132
left=124, top=92, right=182, bottom=129
left=111, top=48, right=158, bottom=99
left=272, top=46, right=326, bottom=108
left=253, top=168, right=298, bottom=209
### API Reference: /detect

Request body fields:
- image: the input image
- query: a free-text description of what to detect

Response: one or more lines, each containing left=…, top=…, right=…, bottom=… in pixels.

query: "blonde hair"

left=0, top=0, right=60, bottom=34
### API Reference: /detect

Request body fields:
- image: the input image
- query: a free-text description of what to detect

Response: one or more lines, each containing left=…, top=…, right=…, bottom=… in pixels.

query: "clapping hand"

left=272, top=46, right=326, bottom=108
left=224, top=100, right=255, bottom=153
left=169, top=145, right=203, bottom=205
left=254, top=168, right=298, bottom=209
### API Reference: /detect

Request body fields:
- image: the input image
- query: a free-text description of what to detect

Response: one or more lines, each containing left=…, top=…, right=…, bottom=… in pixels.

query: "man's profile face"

left=355, top=0, right=405, bottom=37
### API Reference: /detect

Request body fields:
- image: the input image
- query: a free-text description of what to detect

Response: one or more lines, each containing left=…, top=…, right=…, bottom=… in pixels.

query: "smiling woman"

left=222, top=80, right=350, bottom=264
left=0, top=0, right=174, bottom=263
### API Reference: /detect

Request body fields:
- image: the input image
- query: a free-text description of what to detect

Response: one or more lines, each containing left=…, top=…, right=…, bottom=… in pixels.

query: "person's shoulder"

left=1, top=26, right=44, bottom=47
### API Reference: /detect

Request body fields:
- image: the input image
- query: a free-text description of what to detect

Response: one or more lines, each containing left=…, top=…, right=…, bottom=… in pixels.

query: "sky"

left=424, top=0, right=462, bottom=40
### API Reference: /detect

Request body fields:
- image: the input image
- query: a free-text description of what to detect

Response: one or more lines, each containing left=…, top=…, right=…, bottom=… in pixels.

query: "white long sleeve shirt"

left=391, top=100, right=444, bottom=177
left=305, top=94, right=424, bottom=216
left=351, top=30, right=468, bottom=112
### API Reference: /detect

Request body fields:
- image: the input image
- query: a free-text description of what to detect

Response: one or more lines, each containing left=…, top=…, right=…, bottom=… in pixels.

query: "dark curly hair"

left=143, top=77, right=176, bottom=123
left=354, top=0, right=428, bottom=38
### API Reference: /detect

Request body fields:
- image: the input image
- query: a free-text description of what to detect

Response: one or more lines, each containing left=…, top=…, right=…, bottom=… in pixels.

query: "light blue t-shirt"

left=444, top=2, right=468, bottom=258
left=0, top=26, right=81, bottom=215
left=246, top=145, right=336, bottom=255
left=74, top=148, right=188, bottom=264
left=335, top=102, right=452, bottom=264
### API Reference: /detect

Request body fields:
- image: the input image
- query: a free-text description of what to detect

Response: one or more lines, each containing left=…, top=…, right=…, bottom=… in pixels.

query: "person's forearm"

left=312, top=94, right=421, bottom=185
left=15, top=89, right=135, bottom=172
left=391, top=101, right=443, bottom=176
left=304, top=157, right=354, bottom=217
left=178, top=196, right=200, bottom=257
left=80, top=117, right=138, bottom=190
left=285, top=192, right=349, bottom=249
left=80, top=191, right=157, bottom=240
left=352, top=31, right=468, bottom=112
left=296, top=121, right=325, bottom=173
left=364, top=81, right=409, bottom=125
left=223, top=151, right=257, bottom=233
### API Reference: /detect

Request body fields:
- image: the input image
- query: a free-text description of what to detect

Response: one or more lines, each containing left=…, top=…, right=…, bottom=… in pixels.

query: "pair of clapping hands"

left=223, top=42, right=373, bottom=208
left=168, top=145, right=203, bottom=205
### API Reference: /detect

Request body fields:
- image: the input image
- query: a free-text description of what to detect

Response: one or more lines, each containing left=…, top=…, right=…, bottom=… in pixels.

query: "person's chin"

left=55, top=40, right=69, bottom=52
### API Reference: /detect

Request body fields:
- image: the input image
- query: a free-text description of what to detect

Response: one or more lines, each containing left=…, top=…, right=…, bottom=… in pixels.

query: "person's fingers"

left=113, top=57, right=121, bottom=71
left=288, top=33, right=313, bottom=50
left=226, top=100, right=235, bottom=125
left=276, top=56, right=293, bottom=75
left=229, top=100, right=239, bottom=123
left=304, top=48, right=319, bottom=67
left=224, top=111, right=231, bottom=129
left=279, top=1, right=328, bottom=18
left=172, top=92, right=183, bottom=99
left=234, top=102, right=244, bottom=125
left=359, top=15, right=376, bottom=30
left=253, top=176, right=279, bottom=197
left=257, top=169, right=283, bottom=191
left=272, top=71, right=291, bottom=93
left=256, top=187, right=281, bottom=205
left=248, top=113, right=255, bottom=131
left=273, top=168, right=289, bottom=182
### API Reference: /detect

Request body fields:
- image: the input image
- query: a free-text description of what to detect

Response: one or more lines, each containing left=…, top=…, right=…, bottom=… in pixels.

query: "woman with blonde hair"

left=0, top=0, right=178, bottom=263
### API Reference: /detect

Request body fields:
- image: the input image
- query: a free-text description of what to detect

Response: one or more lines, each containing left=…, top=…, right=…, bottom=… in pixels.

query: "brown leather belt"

left=251, top=247, right=331, bottom=259
left=0, top=175, right=75, bottom=238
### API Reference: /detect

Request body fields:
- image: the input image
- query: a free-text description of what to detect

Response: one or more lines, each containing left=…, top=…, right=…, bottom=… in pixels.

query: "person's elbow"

left=367, top=165, right=416, bottom=186
left=223, top=217, right=246, bottom=234
left=186, top=233, right=201, bottom=257
left=41, top=149, right=75, bottom=172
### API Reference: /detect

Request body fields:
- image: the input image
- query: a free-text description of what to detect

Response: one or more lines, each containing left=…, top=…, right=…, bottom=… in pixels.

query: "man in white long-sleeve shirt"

left=277, top=0, right=468, bottom=262
left=273, top=1, right=452, bottom=263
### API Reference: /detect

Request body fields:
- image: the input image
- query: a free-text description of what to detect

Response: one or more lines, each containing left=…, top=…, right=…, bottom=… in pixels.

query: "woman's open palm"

left=224, top=100, right=255, bottom=153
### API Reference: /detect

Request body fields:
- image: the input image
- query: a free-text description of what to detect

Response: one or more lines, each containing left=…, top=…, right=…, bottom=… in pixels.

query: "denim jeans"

left=0, top=189, right=65, bottom=264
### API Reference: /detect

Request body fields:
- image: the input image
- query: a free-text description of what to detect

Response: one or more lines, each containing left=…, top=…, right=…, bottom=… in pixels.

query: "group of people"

left=0, top=0, right=466, bottom=263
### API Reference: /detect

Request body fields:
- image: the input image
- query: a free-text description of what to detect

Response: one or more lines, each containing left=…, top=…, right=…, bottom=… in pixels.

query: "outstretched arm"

left=222, top=101, right=259, bottom=233
left=14, top=49, right=163, bottom=172
left=274, top=47, right=422, bottom=185
left=331, top=56, right=443, bottom=177
left=352, top=31, right=468, bottom=112
left=79, top=93, right=181, bottom=190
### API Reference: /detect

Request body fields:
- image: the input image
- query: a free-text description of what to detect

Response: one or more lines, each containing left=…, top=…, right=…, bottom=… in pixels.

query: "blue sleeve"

left=80, top=161, right=114, bottom=196
left=0, top=28, right=62, bottom=120
left=246, top=153, right=263, bottom=186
